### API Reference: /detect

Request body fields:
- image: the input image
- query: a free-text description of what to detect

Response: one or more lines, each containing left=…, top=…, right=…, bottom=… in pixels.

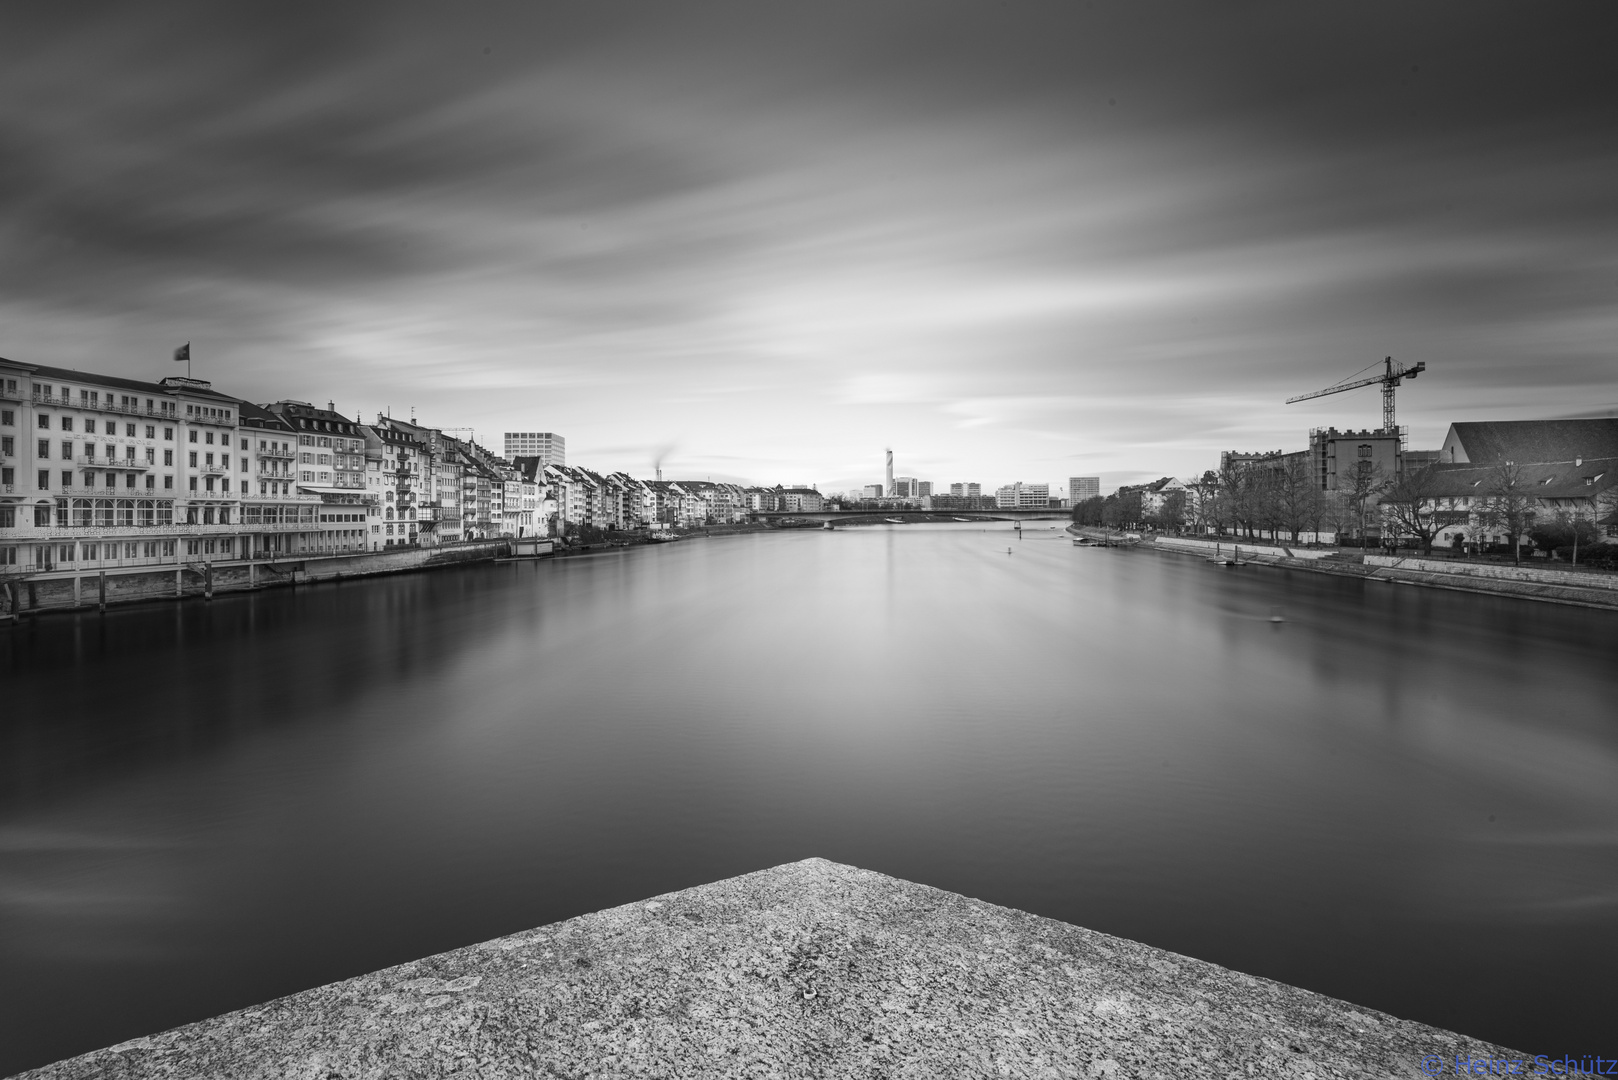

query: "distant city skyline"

left=3, top=4, right=1614, bottom=495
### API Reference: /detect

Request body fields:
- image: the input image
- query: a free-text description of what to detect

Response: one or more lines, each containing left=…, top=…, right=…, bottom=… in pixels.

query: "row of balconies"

left=27, top=392, right=181, bottom=419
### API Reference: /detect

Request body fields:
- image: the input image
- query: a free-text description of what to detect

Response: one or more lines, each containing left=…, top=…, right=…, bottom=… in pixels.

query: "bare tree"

left=1187, top=470, right=1219, bottom=536
left=1276, top=457, right=1320, bottom=544
left=1252, top=468, right=1284, bottom=542
left=1341, top=460, right=1387, bottom=547
left=1479, top=461, right=1534, bottom=565
left=1156, top=489, right=1186, bottom=533
left=1216, top=459, right=1246, bottom=538
left=1319, top=491, right=1355, bottom=546
left=1381, top=465, right=1444, bottom=556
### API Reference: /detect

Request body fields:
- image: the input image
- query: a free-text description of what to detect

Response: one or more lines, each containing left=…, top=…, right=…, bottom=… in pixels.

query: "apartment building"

left=265, top=401, right=376, bottom=555
left=1069, top=476, right=1100, bottom=503
left=373, top=418, right=428, bottom=548
left=994, top=482, right=1050, bottom=509
left=0, top=359, right=257, bottom=572
left=503, top=432, right=565, bottom=467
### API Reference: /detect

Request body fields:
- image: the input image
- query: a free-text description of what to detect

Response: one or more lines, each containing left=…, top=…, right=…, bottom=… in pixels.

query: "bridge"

left=749, top=508, right=1070, bottom=524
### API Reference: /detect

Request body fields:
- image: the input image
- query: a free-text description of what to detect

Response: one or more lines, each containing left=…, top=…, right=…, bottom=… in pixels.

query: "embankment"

left=1, top=539, right=549, bottom=620
left=1148, top=536, right=1618, bottom=610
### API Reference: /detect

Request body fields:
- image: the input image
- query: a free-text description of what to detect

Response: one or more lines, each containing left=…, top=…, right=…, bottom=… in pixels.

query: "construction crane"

left=1286, top=356, right=1426, bottom=433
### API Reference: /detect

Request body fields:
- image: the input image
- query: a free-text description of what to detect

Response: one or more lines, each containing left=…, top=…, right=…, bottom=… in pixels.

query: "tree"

left=1479, top=461, right=1534, bottom=566
left=1187, top=470, right=1220, bottom=536
left=1341, top=460, right=1387, bottom=547
left=1157, top=490, right=1187, bottom=533
left=1381, top=465, right=1444, bottom=556
left=1071, top=495, right=1105, bottom=526
left=1320, top=491, right=1355, bottom=546
left=1276, top=457, right=1320, bottom=544
left=1530, top=511, right=1599, bottom=564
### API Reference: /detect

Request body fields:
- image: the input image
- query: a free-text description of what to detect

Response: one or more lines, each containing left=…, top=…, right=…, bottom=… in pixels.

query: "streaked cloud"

left=2, top=2, right=1614, bottom=493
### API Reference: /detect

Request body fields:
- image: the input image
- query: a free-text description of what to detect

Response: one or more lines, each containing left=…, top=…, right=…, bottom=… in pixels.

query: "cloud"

left=2, top=2, right=1616, bottom=491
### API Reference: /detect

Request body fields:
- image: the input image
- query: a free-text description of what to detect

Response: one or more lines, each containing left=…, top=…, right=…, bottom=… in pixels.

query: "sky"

left=2, top=2, right=1616, bottom=495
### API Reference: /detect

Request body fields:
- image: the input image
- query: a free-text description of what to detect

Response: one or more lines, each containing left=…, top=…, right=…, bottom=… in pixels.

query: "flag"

left=173, top=342, right=189, bottom=363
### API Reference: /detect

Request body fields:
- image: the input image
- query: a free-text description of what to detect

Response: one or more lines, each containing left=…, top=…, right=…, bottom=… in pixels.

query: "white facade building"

left=503, top=432, right=565, bottom=467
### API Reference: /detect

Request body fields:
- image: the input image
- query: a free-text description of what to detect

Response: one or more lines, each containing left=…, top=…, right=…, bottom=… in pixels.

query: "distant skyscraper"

left=894, top=476, right=919, bottom=498
left=966, top=483, right=981, bottom=498
left=949, top=483, right=964, bottom=497
left=917, top=481, right=932, bottom=497
left=862, top=484, right=883, bottom=499
left=505, top=432, right=565, bottom=466
left=885, top=448, right=894, bottom=496
left=1070, top=476, right=1100, bottom=503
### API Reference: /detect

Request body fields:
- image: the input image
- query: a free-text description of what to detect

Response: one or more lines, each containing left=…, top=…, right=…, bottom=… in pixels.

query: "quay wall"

left=20, top=859, right=1518, bottom=1079
left=1145, top=536, right=1618, bottom=610
left=1153, top=536, right=1338, bottom=561
left=1, top=539, right=549, bottom=619
left=1364, top=554, right=1618, bottom=592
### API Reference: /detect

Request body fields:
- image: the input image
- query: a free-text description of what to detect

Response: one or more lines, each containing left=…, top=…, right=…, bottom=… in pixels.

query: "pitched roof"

left=4, top=360, right=243, bottom=404
left=1421, top=458, right=1618, bottom=500
left=1450, top=419, right=1618, bottom=465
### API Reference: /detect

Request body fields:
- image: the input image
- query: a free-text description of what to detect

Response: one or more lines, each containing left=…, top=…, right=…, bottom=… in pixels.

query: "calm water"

left=2, top=524, right=1616, bottom=1072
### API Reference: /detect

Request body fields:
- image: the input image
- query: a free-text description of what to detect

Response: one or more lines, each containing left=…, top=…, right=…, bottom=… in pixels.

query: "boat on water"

left=1072, top=536, right=1099, bottom=547
left=821, top=521, right=835, bottom=531
left=885, top=517, right=905, bottom=524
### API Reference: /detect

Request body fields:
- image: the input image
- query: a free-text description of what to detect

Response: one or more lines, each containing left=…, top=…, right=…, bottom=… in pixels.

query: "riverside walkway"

left=21, top=859, right=1515, bottom=1079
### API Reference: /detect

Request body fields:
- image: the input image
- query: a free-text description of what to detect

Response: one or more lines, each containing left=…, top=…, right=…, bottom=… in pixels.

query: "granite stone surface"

left=19, top=858, right=1519, bottom=1079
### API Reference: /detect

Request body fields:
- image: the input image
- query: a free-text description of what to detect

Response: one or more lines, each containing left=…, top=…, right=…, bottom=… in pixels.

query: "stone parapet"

left=20, top=859, right=1516, bottom=1079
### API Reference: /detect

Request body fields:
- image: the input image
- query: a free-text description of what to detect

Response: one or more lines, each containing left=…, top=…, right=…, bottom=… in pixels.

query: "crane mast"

left=1286, top=357, right=1426, bottom=443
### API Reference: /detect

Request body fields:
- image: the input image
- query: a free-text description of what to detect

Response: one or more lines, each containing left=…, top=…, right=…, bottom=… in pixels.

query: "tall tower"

left=885, top=448, right=894, bottom=497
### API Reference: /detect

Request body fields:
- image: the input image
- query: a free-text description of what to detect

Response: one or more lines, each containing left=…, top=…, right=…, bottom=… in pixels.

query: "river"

left=2, top=523, right=1615, bottom=1072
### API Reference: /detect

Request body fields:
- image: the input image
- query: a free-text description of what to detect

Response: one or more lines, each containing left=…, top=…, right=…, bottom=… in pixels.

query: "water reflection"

left=2, top=525, right=1616, bottom=1072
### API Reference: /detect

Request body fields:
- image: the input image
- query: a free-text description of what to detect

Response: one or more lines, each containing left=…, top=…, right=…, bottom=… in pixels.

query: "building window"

left=146, top=425, right=156, bottom=438
left=61, top=417, right=73, bottom=432
left=189, top=430, right=197, bottom=443
left=165, top=427, right=174, bottom=440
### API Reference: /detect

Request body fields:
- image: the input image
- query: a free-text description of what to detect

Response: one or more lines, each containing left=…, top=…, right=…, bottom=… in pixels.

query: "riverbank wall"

left=0, top=538, right=549, bottom=620
left=1147, top=536, right=1618, bottom=610
left=1152, top=535, right=1338, bottom=561
left=20, top=858, right=1517, bottom=1079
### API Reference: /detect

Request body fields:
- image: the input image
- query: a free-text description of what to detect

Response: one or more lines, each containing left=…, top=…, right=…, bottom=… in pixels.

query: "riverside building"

left=0, top=358, right=252, bottom=574
left=995, top=482, right=1050, bottom=509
